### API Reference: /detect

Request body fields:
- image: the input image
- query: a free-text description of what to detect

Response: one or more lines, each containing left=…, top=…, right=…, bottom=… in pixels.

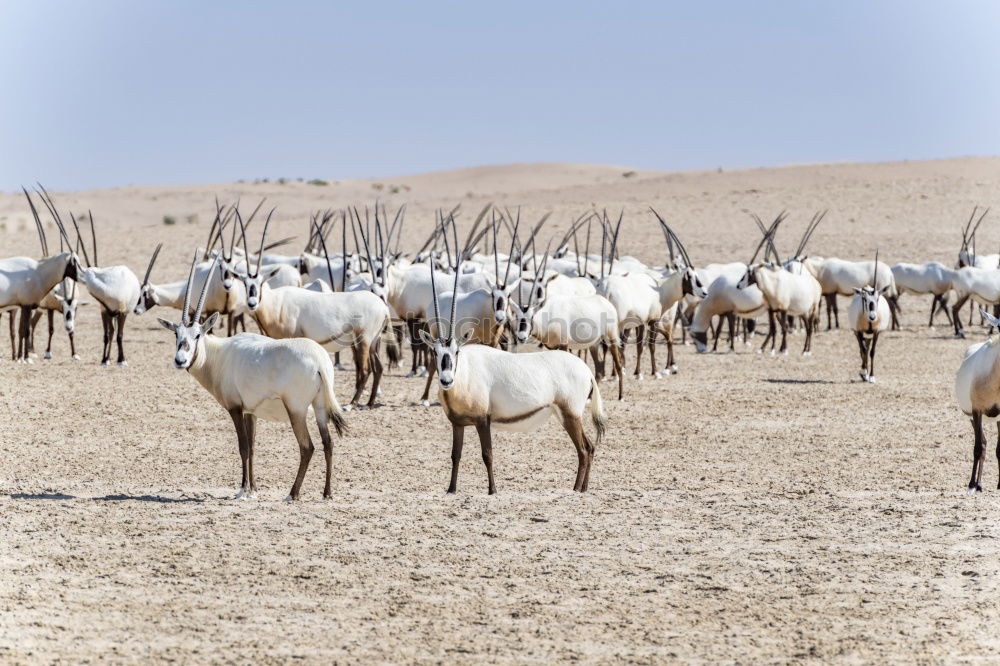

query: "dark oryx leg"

left=760, top=310, right=775, bottom=353
left=286, top=406, right=316, bottom=500
left=349, top=340, right=372, bottom=407
left=855, top=331, right=869, bottom=380
left=888, top=296, right=900, bottom=330
left=969, top=300, right=975, bottom=326
left=952, top=293, right=969, bottom=338
left=727, top=312, right=737, bottom=352
left=970, top=411, right=985, bottom=492
left=244, top=413, right=257, bottom=493
left=228, top=407, right=250, bottom=496
left=633, top=324, right=645, bottom=378
left=100, top=309, right=112, bottom=365
left=313, top=407, right=333, bottom=498
left=929, top=295, right=939, bottom=327
left=447, top=423, right=465, bottom=493
left=367, top=342, right=383, bottom=408
left=420, top=356, right=437, bottom=403
left=115, top=312, right=127, bottom=364
left=406, top=319, right=421, bottom=375
left=561, top=409, right=591, bottom=492
left=590, top=345, right=605, bottom=380
left=8, top=310, right=15, bottom=360
left=868, top=331, right=879, bottom=381
left=832, top=295, right=840, bottom=329
left=824, top=293, right=835, bottom=330
left=45, top=310, right=54, bottom=358
left=609, top=341, right=624, bottom=400
left=474, top=418, right=496, bottom=495
left=18, top=305, right=32, bottom=361
left=711, top=316, right=724, bottom=351
left=778, top=310, right=789, bottom=354
left=647, top=322, right=658, bottom=376
left=29, top=310, right=41, bottom=357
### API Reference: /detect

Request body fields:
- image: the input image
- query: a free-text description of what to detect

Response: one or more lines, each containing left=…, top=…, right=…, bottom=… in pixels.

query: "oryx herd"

left=4, top=187, right=1000, bottom=496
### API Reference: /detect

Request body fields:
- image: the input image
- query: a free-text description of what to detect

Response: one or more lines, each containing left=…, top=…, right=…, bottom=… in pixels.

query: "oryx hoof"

left=100, top=360, right=109, bottom=366
left=117, top=361, right=128, bottom=367
left=420, top=400, right=431, bottom=407
left=769, top=350, right=776, bottom=357
left=653, top=371, right=663, bottom=379
left=418, top=369, right=429, bottom=378
left=781, top=350, right=788, bottom=356
left=635, top=373, right=644, bottom=381
left=43, top=352, right=52, bottom=360
left=670, top=364, right=678, bottom=374
left=967, top=486, right=982, bottom=495
left=867, top=376, right=877, bottom=383
left=405, top=370, right=416, bottom=378
left=376, top=388, right=383, bottom=397
left=802, top=351, right=812, bottom=357
left=284, top=494, right=294, bottom=502
left=71, top=354, right=81, bottom=361
left=335, top=363, right=347, bottom=371
left=25, top=357, right=33, bottom=364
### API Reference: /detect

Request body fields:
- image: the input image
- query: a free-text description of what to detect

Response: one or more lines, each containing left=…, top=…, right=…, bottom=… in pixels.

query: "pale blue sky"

left=2, top=0, right=998, bottom=190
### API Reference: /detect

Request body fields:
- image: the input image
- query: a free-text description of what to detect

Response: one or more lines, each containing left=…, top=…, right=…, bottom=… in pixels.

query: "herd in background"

left=3, top=186, right=1000, bottom=495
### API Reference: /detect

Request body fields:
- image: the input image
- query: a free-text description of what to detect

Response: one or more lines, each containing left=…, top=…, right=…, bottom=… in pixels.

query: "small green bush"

left=163, top=215, right=177, bottom=226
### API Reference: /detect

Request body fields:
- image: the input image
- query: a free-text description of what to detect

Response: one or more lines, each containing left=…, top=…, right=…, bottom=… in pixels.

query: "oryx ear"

left=879, top=285, right=891, bottom=295
left=852, top=287, right=863, bottom=295
left=418, top=329, right=437, bottom=348
left=261, top=265, right=282, bottom=281
left=458, top=328, right=475, bottom=345
left=202, top=312, right=220, bottom=333
left=233, top=265, right=249, bottom=278
left=156, top=318, right=176, bottom=332
left=53, top=293, right=65, bottom=302
left=78, top=301, right=90, bottom=307
left=545, top=273, right=559, bottom=284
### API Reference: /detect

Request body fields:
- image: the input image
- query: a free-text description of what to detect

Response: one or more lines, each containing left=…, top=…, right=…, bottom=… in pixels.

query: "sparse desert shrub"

left=308, top=179, right=329, bottom=186
left=622, top=170, right=636, bottom=178
left=163, top=215, right=177, bottom=226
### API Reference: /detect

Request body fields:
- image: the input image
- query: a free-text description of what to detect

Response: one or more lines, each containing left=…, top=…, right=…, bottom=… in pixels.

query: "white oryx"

left=419, top=229, right=607, bottom=495
left=68, top=211, right=142, bottom=365
left=847, top=252, right=892, bottom=383
left=948, top=266, right=1000, bottom=338
left=235, top=212, right=392, bottom=409
left=4, top=188, right=84, bottom=362
left=30, top=278, right=85, bottom=360
left=156, top=253, right=347, bottom=500
left=891, top=261, right=957, bottom=327
left=803, top=257, right=896, bottom=330
left=955, top=308, right=1000, bottom=493
left=737, top=214, right=822, bottom=355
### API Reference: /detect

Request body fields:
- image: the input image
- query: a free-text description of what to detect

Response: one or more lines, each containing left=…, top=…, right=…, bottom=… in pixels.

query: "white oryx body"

left=949, top=267, right=1000, bottom=337
left=847, top=283, right=891, bottom=383
left=689, top=272, right=767, bottom=353
left=738, top=263, right=822, bottom=355
left=157, top=253, right=347, bottom=500
left=892, top=261, right=957, bottom=327
left=954, top=311, right=1000, bottom=492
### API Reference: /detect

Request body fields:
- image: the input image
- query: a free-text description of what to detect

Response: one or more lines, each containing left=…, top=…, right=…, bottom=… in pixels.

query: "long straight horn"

left=600, top=210, right=607, bottom=277
left=356, top=207, right=377, bottom=284
left=181, top=251, right=199, bottom=326
left=584, top=214, right=592, bottom=276
left=970, top=207, right=991, bottom=247
left=235, top=208, right=250, bottom=266
left=962, top=206, right=980, bottom=251
left=68, top=212, right=92, bottom=267
left=651, top=208, right=693, bottom=269
left=341, top=210, right=348, bottom=292
left=522, top=211, right=552, bottom=255
left=88, top=211, right=98, bottom=267
left=607, top=209, right=624, bottom=276
left=142, top=243, right=163, bottom=286
left=256, top=208, right=275, bottom=276
left=429, top=230, right=443, bottom=337
left=449, top=215, right=461, bottom=340
left=872, top=249, right=879, bottom=289
left=462, top=202, right=492, bottom=258
left=747, top=216, right=773, bottom=265
left=491, top=209, right=501, bottom=284
left=34, top=184, right=74, bottom=251
left=204, top=200, right=224, bottom=260
left=503, top=210, right=521, bottom=290
left=22, top=187, right=49, bottom=257
left=194, top=254, right=219, bottom=324
left=314, top=218, right=336, bottom=290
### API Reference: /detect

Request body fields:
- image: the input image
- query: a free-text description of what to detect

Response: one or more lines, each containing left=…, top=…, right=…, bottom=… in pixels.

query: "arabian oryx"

left=890, top=261, right=957, bottom=328
left=420, top=216, right=606, bottom=494
left=954, top=308, right=1000, bottom=493
left=649, top=209, right=709, bottom=373
left=157, top=253, right=347, bottom=500
left=847, top=252, right=892, bottom=383
left=5, top=187, right=84, bottom=362
left=737, top=214, right=822, bottom=355
left=235, top=208, right=392, bottom=409
left=30, top=278, right=85, bottom=360
left=67, top=210, right=142, bottom=365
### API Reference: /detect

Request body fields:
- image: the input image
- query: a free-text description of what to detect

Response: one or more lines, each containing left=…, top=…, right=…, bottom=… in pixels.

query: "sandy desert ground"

left=2, top=158, right=1000, bottom=663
